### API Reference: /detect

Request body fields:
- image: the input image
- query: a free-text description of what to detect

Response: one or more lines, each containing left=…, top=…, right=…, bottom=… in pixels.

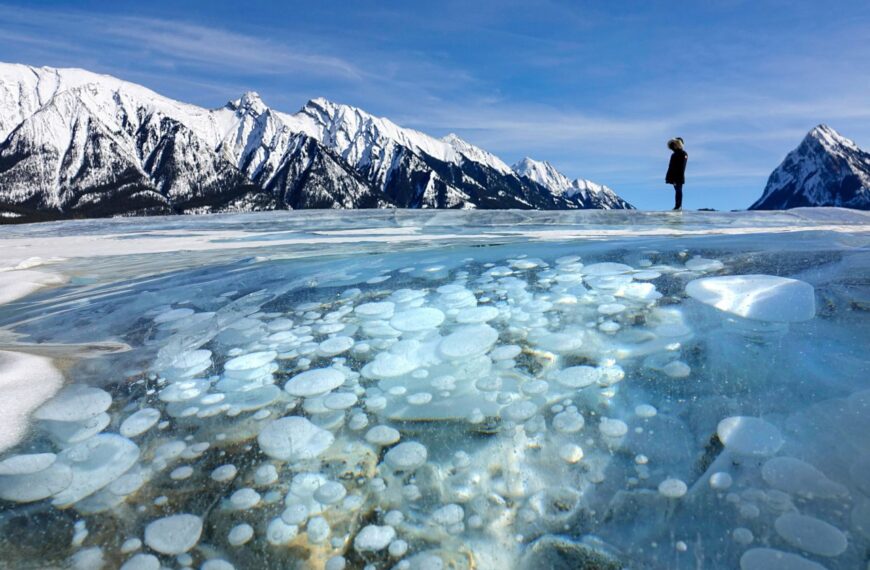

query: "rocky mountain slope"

left=750, top=125, right=870, bottom=210
left=0, top=63, right=633, bottom=222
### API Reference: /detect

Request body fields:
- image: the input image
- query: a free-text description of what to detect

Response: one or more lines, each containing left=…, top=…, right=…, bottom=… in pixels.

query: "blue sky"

left=1, top=1, right=868, bottom=210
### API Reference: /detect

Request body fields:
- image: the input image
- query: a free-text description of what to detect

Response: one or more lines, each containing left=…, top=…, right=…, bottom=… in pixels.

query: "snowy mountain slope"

left=512, top=157, right=634, bottom=209
left=750, top=125, right=870, bottom=210
left=0, top=62, right=632, bottom=221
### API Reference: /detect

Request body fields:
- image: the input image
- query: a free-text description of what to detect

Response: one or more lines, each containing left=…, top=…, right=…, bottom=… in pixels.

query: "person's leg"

left=673, top=184, right=683, bottom=209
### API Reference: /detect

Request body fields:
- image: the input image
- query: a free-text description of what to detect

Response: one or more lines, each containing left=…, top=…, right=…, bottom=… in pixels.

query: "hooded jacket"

left=666, top=143, right=688, bottom=185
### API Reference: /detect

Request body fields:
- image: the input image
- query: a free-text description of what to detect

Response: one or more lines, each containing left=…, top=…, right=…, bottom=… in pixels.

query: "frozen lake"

left=0, top=208, right=868, bottom=570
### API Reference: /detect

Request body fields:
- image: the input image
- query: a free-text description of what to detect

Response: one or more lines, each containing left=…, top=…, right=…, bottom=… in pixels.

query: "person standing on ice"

left=665, top=137, right=688, bottom=210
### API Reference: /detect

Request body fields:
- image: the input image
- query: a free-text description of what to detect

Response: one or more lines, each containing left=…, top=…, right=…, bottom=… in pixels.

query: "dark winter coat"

left=666, top=149, right=688, bottom=185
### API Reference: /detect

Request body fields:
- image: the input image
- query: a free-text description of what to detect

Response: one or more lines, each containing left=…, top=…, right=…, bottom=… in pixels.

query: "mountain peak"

left=805, top=124, right=859, bottom=153
left=230, top=91, right=267, bottom=114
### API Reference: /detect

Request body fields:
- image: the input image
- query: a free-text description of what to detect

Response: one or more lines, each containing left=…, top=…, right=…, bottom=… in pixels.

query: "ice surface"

left=0, top=209, right=867, bottom=569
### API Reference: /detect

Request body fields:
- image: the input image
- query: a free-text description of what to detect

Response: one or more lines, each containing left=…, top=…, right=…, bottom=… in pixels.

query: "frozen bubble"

left=33, top=384, right=111, bottom=422
left=366, top=425, right=401, bottom=446
left=322, top=392, right=357, bottom=411
left=597, top=303, right=626, bottom=316
left=282, top=503, right=309, bottom=525
left=228, top=523, right=254, bottom=546
left=552, top=410, right=585, bottom=433
left=0, top=452, right=56, bottom=475
left=121, top=538, right=142, bottom=553
left=355, top=302, right=396, bottom=320
left=170, top=466, right=194, bottom=480
left=230, top=488, right=261, bottom=510
left=390, top=308, right=446, bottom=332
left=144, top=514, right=203, bottom=555
left=52, top=434, right=140, bottom=507
left=384, top=442, right=428, bottom=471
left=532, top=332, right=583, bottom=353
left=662, top=361, right=691, bottom=378
left=317, top=337, right=355, bottom=357
left=584, top=262, right=633, bottom=276
left=284, top=368, right=345, bottom=397
left=120, top=408, right=161, bottom=438
left=686, top=275, right=815, bottom=322
left=491, top=345, right=522, bottom=360
left=389, top=539, right=409, bottom=557
left=717, top=416, right=783, bottom=456
left=635, top=404, right=657, bottom=418
left=0, top=458, right=71, bottom=502
left=211, top=464, right=237, bottom=482
left=739, top=548, right=828, bottom=570
left=598, top=365, right=625, bottom=386
left=455, top=306, right=500, bottom=324
left=266, top=517, right=298, bottom=545
left=559, top=444, right=584, bottom=464
left=503, top=401, right=538, bottom=422
left=257, top=417, right=334, bottom=462
left=314, top=481, right=347, bottom=505
left=599, top=321, right=621, bottom=333
left=658, top=478, right=688, bottom=498
left=354, top=524, right=396, bottom=552
left=709, top=472, right=733, bottom=490
left=633, top=270, right=661, bottom=280
left=254, top=464, right=279, bottom=486
left=307, top=516, right=330, bottom=543
left=774, top=513, right=847, bottom=557
left=407, top=392, right=433, bottom=405
left=684, top=257, right=724, bottom=272
left=325, top=556, right=346, bottom=570
left=555, top=366, right=600, bottom=389
left=120, top=553, right=160, bottom=570
left=600, top=418, right=628, bottom=438
left=202, top=560, right=235, bottom=570
left=432, top=504, right=464, bottom=525
left=225, top=351, right=276, bottom=372
left=438, top=325, right=499, bottom=360
left=732, top=527, right=754, bottom=545
left=521, top=380, right=549, bottom=396
left=762, top=456, right=848, bottom=498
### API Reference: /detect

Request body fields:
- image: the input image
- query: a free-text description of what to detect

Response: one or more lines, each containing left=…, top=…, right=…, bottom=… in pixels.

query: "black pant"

left=673, top=184, right=683, bottom=209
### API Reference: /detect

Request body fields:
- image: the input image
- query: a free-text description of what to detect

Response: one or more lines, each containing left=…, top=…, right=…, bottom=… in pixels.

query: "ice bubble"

left=144, top=514, right=203, bottom=555
left=684, top=257, right=724, bottom=272
left=314, top=481, right=347, bottom=505
left=732, top=527, right=754, bottom=545
left=355, top=302, right=396, bottom=320
left=0, top=452, right=56, bottom=475
left=532, top=332, right=583, bottom=353
left=384, top=442, right=428, bottom=471
left=407, top=392, right=433, bottom=405
left=257, top=416, right=335, bottom=462
left=351, top=524, right=396, bottom=553
left=686, top=275, right=815, bottom=322
left=317, top=337, right=355, bottom=357
left=709, top=472, right=733, bottom=490
left=228, top=523, right=254, bottom=546
left=366, top=425, right=401, bottom=446
left=120, top=553, right=160, bottom=570
left=739, top=548, right=828, bottom=570
left=555, top=366, right=600, bottom=389
left=633, top=270, right=661, bottom=280
left=120, top=408, right=161, bottom=438
left=552, top=410, right=585, bottom=433
left=761, top=456, right=848, bottom=498
left=501, top=401, right=537, bottom=422
left=521, top=380, right=549, bottom=396
left=491, top=345, right=522, bottom=360
left=599, top=321, right=621, bottom=333
left=282, top=503, right=309, bottom=525
left=455, top=306, right=500, bottom=324
left=662, top=361, right=691, bottom=378
left=307, top=516, right=330, bottom=543
left=583, top=262, right=633, bottom=276
left=211, top=464, right=237, bottom=482
left=284, top=368, right=345, bottom=397
left=120, top=538, right=142, bottom=553
left=33, top=384, right=111, bottom=422
left=598, top=365, right=625, bottom=386
left=432, top=504, right=464, bottom=525
left=635, top=404, right=657, bottom=418
left=325, top=556, right=347, bottom=570
left=658, top=478, right=688, bottom=498
left=389, top=308, right=446, bottom=332
left=170, top=466, right=194, bottom=480
left=52, top=434, right=139, bottom=507
left=559, top=444, right=584, bottom=463
left=254, top=464, right=279, bottom=486
left=597, top=303, right=626, bottom=316
left=438, top=325, right=499, bottom=360
left=717, top=416, right=783, bottom=456
left=389, top=539, right=409, bottom=557
left=225, top=351, right=276, bottom=372
left=202, top=560, right=236, bottom=570
left=600, top=418, right=628, bottom=438
left=774, top=513, right=847, bottom=557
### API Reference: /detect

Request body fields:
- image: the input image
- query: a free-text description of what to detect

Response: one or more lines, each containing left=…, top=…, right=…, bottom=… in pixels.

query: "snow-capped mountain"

left=750, top=125, right=870, bottom=210
left=512, top=157, right=633, bottom=210
left=0, top=63, right=633, bottom=221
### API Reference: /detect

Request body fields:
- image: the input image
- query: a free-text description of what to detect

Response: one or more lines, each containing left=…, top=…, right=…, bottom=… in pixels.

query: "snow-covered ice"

left=0, top=208, right=867, bottom=569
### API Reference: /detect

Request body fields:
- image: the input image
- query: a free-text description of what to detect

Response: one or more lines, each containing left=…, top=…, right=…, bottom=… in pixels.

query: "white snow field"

left=0, top=208, right=868, bottom=569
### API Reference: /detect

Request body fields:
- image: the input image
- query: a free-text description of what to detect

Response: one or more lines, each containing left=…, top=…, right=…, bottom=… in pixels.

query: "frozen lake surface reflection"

left=0, top=208, right=868, bottom=569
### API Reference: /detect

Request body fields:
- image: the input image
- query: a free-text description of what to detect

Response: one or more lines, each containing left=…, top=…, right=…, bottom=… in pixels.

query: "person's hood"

left=668, top=138, right=684, bottom=150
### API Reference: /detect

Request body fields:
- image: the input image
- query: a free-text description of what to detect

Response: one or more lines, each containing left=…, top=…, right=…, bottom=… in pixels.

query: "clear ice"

left=0, top=208, right=868, bottom=569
